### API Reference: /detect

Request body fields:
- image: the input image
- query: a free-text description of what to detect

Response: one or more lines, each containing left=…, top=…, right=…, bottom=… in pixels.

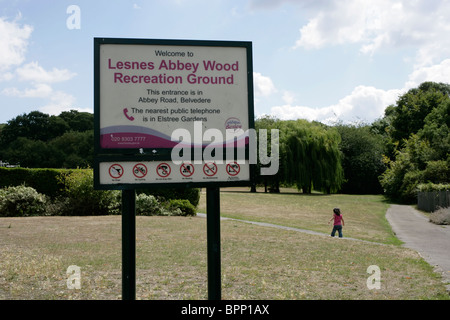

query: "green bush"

left=138, top=187, right=200, bottom=207
left=167, top=199, right=197, bottom=217
left=135, top=194, right=197, bottom=216
left=429, top=207, right=450, bottom=225
left=136, top=193, right=171, bottom=216
left=417, top=183, right=450, bottom=192
left=58, top=170, right=120, bottom=216
left=0, top=167, right=200, bottom=217
left=0, top=185, right=47, bottom=217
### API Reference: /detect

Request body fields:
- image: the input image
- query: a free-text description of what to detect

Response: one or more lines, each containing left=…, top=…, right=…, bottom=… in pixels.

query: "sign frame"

left=93, top=37, right=255, bottom=190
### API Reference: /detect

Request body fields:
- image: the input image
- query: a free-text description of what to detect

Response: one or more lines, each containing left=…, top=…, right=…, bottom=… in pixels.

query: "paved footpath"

left=386, top=204, right=450, bottom=290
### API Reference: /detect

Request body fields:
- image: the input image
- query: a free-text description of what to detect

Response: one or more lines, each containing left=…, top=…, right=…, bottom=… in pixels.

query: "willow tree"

left=280, top=120, right=344, bottom=193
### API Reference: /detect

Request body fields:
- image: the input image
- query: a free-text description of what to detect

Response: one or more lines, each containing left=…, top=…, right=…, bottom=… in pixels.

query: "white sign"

left=96, top=39, right=252, bottom=151
left=94, top=38, right=254, bottom=189
left=98, top=160, right=250, bottom=185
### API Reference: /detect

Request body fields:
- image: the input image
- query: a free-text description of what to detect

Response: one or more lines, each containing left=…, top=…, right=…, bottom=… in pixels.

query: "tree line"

left=1, top=82, right=448, bottom=202
left=255, top=81, right=449, bottom=201
left=0, top=110, right=93, bottom=168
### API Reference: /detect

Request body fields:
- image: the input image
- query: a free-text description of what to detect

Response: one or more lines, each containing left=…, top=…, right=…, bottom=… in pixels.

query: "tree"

left=379, top=82, right=450, bottom=202
left=48, top=130, right=94, bottom=168
left=280, top=120, right=344, bottom=194
left=336, top=124, right=386, bottom=194
left=1, top=111, right=53, bottom=144
left=0, top=110, right=94, bottom=168
left=388, top=82, right=450, bottom=145
left=59, top=110, right=94, bottom=132
left=254, top=115, right=283, bottom=192
left=420, top=99, right=450, bottom=161
left=3, top=137, right=53, bottom=168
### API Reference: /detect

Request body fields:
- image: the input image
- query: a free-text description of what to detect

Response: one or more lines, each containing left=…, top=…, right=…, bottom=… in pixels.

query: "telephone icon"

left=123, top=108, right=135, bottom=121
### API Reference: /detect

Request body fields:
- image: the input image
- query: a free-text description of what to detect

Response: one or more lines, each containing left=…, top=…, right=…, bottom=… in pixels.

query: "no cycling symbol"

left=156, top=163, right=171, bottom=178
left=203, top=162, right=218, bottom=177
left=133, top=163, right=147, bottom=178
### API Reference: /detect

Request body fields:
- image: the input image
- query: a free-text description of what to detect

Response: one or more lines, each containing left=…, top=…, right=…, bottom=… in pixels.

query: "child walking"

left=328, top=208, right=344, bottom=238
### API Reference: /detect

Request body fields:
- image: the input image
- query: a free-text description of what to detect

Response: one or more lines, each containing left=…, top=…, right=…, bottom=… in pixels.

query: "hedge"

left=0, top=167, right=74, bottom=198
left=0, top=167, right=200, bottom=207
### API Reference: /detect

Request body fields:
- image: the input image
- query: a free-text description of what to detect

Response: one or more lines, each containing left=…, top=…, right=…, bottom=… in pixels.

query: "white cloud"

left=38, top=91, right=82, bottom=116
left=405, top=59, right=450, bottom=89
left=0, top=14, right=82, bottom=119
left=0, top=72, right=14, bottom=82
left=294, top=0, right=450, bottom=66
left=16, top=61, right=76, bottom=83
left=268, top=56, right=450, bottom=125
left=0, top=15, right=33, bottom=71
left=282, top=91, right=296, bottom=104
left=249, top=0, right=330, bottom=10
left=2, top=61, right=78, bottom=116
left=270, top=85, right=402, bottom=124
left=253, top=72, right=277, bottom=97
left=2, top=82, right=84, bottom=116
left=2, top=83, right=53, bottom=98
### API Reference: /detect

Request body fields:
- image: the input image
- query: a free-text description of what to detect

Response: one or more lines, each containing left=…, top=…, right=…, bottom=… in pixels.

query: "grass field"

left=0, top=187, right=449, bottom=300
left=198, top=187, right=398, bottom=244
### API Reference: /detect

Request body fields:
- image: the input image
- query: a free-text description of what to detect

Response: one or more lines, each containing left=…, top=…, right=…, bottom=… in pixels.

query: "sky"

left=1, top=0, right=450, bottom=125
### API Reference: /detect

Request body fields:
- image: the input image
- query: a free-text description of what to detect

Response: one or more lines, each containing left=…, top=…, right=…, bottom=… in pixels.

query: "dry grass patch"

left=0, top=215, right=448, bottom=300
left=198, top=188, right=396, bottom=244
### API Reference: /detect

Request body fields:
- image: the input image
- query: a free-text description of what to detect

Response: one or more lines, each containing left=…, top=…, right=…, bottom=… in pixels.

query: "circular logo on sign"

left=225, top=117, right=242, bottom=129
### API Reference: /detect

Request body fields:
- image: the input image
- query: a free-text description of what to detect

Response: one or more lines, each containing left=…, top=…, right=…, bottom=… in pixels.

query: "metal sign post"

left=206, top=187, right=221, bottom=300
left=121, top=189, right=136, bottom=300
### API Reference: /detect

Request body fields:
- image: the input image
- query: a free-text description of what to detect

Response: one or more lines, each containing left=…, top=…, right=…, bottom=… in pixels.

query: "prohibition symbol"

left=133, top=163, right=147, bottom=178
left=109, top=164, right=124, bottom=179
left=180, top=162, right=194, bottom=177
left=203, top=162, right=218, bottom=177
left=226, top=162, right=240, bottom=176
left=156, top=163, right=171, bottom=178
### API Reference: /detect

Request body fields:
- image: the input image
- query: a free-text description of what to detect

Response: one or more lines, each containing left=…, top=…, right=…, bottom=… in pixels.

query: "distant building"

left=0, top=160, right=20, bottom=168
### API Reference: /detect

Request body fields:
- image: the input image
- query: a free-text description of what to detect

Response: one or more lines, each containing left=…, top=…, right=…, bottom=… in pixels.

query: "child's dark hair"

left=333, top=208, right=341, bottom=215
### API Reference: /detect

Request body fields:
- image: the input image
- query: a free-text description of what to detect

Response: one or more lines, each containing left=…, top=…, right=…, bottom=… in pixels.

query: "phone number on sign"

left=110, top=136, right=146, bottom=142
